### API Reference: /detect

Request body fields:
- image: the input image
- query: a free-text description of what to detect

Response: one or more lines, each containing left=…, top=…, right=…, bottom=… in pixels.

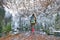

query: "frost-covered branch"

left=2, top=0, right=53, bottom=16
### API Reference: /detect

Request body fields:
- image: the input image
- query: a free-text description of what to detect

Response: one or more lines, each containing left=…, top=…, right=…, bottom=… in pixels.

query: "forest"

left=0, top=0, right=60, bottom=40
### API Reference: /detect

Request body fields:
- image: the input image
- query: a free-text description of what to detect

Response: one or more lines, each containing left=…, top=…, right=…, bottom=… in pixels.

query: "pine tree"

left=0, top=7, right=5, bottom=37
left=55, top=13, right=60, bottom=30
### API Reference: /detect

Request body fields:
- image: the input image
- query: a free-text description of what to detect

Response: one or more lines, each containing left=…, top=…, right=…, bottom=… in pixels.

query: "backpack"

left=30, top=16, right=35, bottom=23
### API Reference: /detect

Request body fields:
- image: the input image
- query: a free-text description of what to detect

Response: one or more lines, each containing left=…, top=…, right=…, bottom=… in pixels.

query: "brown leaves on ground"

left=0, top=33, right=60, bottom=40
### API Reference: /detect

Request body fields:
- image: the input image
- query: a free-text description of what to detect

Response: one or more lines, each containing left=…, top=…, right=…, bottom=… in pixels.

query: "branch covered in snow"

left=2, top=0, right=54, bottom=16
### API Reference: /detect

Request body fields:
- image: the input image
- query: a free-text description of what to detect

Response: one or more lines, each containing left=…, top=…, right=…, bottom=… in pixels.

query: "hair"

left=32, top=14, right=35, bottom=16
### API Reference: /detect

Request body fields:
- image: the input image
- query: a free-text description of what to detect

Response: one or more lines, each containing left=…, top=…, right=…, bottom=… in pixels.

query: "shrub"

left=2, top=23, right=11, bottom=33
left=43, top=29, right=50, bottom=35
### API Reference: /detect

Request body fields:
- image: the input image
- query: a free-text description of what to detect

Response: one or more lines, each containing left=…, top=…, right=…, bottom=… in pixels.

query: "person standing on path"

left=30, top=14, right=36, bottom=34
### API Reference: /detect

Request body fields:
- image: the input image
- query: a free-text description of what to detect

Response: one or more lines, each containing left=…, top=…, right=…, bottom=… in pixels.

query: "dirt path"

left=0, top=33, right=60, bottom=40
